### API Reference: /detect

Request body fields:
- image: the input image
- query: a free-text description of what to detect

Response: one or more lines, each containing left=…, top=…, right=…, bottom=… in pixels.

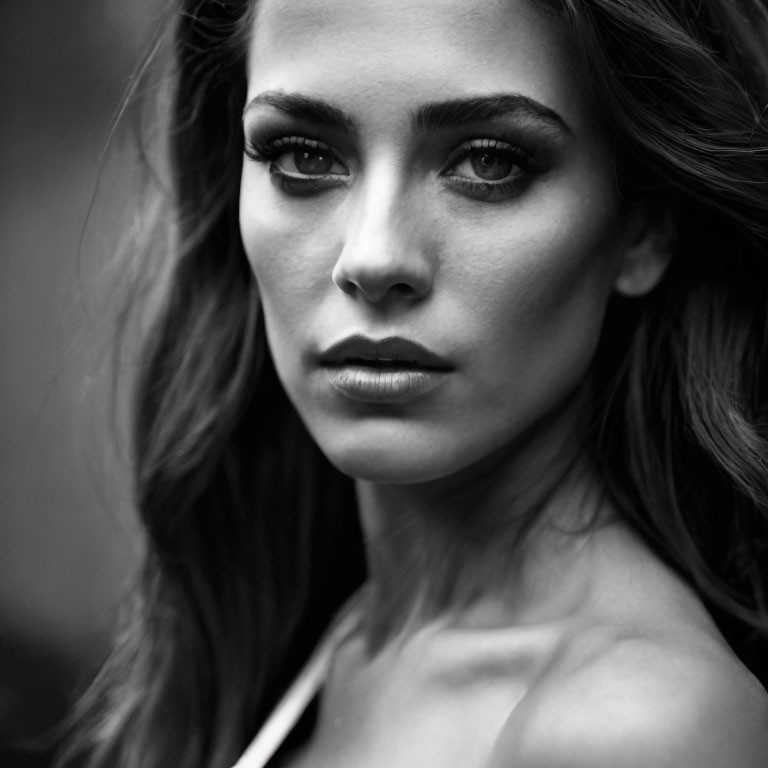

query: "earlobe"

left=614, top=207, right=676, bottom=297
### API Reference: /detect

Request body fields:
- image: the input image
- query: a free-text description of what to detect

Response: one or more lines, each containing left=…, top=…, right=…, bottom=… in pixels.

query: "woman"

left=60, top=0, right=768, bottom=766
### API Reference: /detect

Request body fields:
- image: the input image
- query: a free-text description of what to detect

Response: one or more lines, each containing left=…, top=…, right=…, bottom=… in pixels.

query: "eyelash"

left=244, top=134, right=542, bottom=201
left=244, top=135, right=348, bottom=195
left=441, top=138, right=539, bottom=202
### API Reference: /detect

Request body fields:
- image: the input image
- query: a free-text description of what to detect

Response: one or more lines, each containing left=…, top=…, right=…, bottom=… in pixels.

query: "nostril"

left=392, top=283, right=415, bottom=297
left=333, top=274, right=357, bottom=296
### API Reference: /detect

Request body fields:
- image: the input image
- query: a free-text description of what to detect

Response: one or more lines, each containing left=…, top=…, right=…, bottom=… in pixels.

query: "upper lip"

left=319, top=335, right=452, bottom=370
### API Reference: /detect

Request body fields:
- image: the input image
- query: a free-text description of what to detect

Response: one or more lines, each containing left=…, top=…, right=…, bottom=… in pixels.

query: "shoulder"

left=487, top=634, right=768, bottom=768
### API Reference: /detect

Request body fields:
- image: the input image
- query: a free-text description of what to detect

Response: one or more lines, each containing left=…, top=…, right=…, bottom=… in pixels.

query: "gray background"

left=0, top=2, right=164, bottom=763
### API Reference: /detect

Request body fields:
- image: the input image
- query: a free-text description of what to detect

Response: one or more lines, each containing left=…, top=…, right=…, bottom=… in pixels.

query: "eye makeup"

left=440, top=137, right=547, bottom=202
left=243, top=113, right=558, bottom=202
left=245, top=132, right=351, bottom=194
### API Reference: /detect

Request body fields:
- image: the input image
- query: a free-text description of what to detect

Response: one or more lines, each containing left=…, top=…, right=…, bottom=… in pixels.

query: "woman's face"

left=240, top=0, right=634, bottom=484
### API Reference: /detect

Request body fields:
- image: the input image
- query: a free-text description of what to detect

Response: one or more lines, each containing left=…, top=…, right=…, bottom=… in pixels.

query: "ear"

left=614, top=206, right=676, bottom=297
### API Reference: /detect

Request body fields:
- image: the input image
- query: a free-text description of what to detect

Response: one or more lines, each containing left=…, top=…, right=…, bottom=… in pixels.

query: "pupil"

left=294, top=149, right=333, bottom=175
left=471, top=151, right=512, bottom=181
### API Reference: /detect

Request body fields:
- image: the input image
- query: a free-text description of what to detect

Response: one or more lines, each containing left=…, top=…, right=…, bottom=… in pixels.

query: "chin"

left=315, top=429, right=469, bottom=485
left=331, top=456, right=441, bottom=484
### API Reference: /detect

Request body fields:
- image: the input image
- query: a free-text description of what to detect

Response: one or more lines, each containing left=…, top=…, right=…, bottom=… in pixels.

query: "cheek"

left=239, top=175, right=341, bottom=334
left=448, top=181, right=623, bottom=406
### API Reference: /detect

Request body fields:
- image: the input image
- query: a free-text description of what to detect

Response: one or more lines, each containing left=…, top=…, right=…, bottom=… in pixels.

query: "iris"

left=294, top=148, right=334, bottom=175
left=471, top=150, right=514, bottom=181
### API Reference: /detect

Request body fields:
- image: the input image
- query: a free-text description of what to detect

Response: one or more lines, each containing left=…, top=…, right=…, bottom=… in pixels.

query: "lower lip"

left=323, top=365, right=449, bottom=404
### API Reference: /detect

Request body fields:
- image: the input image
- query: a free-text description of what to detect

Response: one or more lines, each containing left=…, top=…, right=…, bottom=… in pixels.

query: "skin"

left=241, top=0, right=631, bottom=487
left=238, top=0, right=768, bottom=765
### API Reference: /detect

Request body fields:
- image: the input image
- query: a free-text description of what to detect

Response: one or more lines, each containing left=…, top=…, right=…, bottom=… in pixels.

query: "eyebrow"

left=413, top=94, right=573, bottom=136
left=243, top=90, right=573, bottom=136
left=243, top=91, right=356, bottom=132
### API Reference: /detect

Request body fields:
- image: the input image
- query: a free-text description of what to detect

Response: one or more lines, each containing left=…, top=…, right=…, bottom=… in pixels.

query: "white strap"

left=232, top=592, right=366, bottom=768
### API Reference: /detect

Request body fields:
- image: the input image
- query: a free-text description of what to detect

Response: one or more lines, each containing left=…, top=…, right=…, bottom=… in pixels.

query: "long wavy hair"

left=59, top=1, right=768, bottom=766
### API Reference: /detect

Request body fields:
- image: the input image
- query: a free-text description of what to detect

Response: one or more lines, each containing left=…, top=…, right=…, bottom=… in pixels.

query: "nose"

left=331, top=167, right=435, bottom=305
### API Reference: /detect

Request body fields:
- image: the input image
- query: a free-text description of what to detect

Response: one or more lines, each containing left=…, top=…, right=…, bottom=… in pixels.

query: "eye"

left=442, top=138, right=539, bottom=202
left=456, top=150, right=518, bottom=182
left=445, top=139, right=527, bottom=184
left=244, top=135, right=349, bottom=188
left=272, top=140, right=349, bottom=178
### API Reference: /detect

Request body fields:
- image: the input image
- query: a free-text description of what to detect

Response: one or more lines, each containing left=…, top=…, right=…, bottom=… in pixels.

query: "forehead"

left=247, top=0, right=587, bottom=130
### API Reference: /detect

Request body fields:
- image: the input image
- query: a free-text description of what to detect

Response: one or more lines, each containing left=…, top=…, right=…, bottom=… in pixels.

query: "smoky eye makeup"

left=242, top=112, right=560, bottom=201
left=244, top=125, right=352, bottom=194
left=439, top=136, right=551, bottom=202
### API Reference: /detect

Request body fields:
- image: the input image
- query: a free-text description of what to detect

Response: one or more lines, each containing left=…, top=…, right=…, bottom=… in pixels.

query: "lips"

left=318, top=335, right=452, bottom=404
left=319, top=335, right=452, bottom=371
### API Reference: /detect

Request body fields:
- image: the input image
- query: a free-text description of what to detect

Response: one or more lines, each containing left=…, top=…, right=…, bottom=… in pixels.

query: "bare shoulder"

left=487, top=632, right=768, bottom=768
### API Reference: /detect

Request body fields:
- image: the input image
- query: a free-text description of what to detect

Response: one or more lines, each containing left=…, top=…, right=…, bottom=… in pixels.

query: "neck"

left=354, top=386, right=614, bottom=649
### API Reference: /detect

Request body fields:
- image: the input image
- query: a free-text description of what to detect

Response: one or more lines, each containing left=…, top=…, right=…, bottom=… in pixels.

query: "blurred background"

left=0, top=2, right=165, bottom=764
